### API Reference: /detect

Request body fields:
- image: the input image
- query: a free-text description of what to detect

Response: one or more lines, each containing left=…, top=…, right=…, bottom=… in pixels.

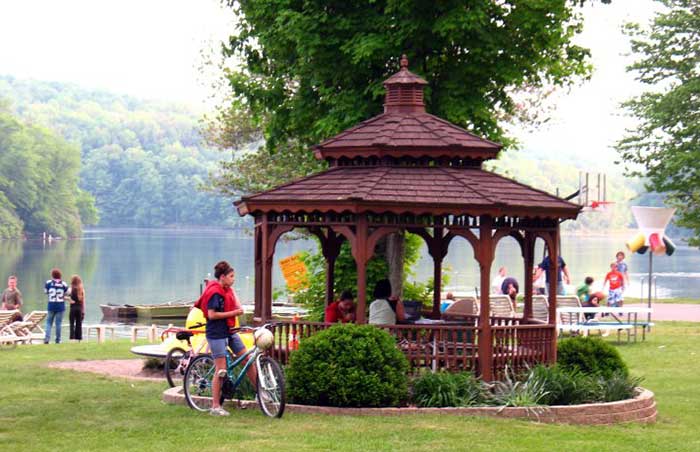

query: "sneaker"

left=209, top=407, right=230, bottom=417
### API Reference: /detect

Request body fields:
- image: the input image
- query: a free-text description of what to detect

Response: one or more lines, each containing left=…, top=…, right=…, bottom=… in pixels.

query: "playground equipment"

left=626, top=206, right=677, bottom=328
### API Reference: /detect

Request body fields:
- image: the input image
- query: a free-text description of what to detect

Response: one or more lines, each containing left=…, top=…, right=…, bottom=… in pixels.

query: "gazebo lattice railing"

left=237, top=55, right=579, bottom=381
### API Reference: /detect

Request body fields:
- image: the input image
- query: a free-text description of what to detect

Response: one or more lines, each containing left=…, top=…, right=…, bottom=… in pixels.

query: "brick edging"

left=163, top=387, right=656, bottom=424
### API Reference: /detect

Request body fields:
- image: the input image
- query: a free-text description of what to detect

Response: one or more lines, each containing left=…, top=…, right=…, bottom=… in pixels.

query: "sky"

left=0, top=0, right=661, bottom=164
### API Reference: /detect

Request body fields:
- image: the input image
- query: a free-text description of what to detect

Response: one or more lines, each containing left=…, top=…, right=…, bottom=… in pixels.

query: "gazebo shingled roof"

left=236, top=55, right=580, bottom=380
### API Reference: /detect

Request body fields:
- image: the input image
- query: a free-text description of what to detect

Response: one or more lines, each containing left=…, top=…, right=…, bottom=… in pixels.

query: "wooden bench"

left=85, top=324, right=117, bottom=343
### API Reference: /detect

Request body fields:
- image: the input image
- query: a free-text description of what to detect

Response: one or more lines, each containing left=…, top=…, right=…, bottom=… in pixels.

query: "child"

left=603, top=262, right=625, bottom=308
left=615, top=251, right=630, bottom=288
left=576, top=276, right=605, bottom=321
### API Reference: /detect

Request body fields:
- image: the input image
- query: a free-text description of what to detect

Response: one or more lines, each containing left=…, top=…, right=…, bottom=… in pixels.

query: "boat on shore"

left=100, top=303, right=137, bottom=318
left=134, top=301, right=193, bottom=319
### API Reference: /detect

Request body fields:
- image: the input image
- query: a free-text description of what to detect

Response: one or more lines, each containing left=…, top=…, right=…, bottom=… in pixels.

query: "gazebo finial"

left=400, top=54, right=409, bottom=69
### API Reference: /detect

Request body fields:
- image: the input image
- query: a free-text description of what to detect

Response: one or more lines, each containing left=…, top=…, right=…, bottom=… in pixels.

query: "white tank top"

left=369, top=298, right=396, bottom=325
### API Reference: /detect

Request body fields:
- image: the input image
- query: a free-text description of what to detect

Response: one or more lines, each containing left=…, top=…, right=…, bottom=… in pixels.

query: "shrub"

left=597, top=371, right=643, bottom=402
left=530, top=364, right=599, bottom=406
left=488, top=367, right=549, bottom=407
left=557, top=336, right=628, bottom=379
left=411, top=371, right=487, bottom=407
left=286, top=324, right=409, bottom=407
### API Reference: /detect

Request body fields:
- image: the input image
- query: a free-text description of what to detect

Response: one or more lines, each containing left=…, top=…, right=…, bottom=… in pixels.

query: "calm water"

left=1, top=228, right=698, bottom=324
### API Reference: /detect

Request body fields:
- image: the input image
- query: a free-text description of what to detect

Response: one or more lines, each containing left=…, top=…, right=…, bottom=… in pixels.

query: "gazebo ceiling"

left=235, top=166, right=581, bottom=219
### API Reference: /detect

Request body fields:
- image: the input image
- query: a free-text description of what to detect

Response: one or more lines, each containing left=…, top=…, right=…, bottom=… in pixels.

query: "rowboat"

left=134, top=301, right=193, bottom=319
left=100, top=303, right=137, bottom=318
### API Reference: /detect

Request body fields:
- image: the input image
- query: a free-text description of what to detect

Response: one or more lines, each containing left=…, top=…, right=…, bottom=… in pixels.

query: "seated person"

left=368, top=279, right=405, bottom=325
left=440, top=292, right=455, bottom=313
left=324, top=290, right=356, bottom=323
left=501, top=276, right=519, bottom=311
left=576, top=276, right=605, bottom=321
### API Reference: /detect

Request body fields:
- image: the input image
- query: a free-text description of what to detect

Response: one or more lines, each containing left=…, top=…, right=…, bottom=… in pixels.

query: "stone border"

left=163, top=386, right=656, bottom=425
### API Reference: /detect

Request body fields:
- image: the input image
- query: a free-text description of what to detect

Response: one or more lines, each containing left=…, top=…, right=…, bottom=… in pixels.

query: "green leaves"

left=617, top=0, right=700, bottom=245
left=212, top=0, right=602, bottom=195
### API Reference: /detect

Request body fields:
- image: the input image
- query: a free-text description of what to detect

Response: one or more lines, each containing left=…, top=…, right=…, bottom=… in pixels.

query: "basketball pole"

left=647, top=251, right=653, bottom=330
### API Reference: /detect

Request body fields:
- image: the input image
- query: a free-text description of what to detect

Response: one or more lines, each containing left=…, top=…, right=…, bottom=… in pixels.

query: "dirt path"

left=628, top=303, right=700, bottom=322
left=48, top=359, right=164, bottom=381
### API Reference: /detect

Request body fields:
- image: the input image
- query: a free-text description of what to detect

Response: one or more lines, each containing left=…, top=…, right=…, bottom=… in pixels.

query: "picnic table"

left=557, top=306, right=653, bottom=342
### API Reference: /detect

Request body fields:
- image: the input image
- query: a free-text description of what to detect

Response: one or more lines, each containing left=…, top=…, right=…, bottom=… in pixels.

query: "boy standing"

left=45, top=268, right=69, bottom=344
left=603, top=263, right=625, bottom=308
left=1, top=275, right=23, bottom=321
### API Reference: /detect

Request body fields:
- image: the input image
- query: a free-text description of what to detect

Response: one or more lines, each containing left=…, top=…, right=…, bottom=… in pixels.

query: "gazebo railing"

left=267, top=319, right=553, bottom=379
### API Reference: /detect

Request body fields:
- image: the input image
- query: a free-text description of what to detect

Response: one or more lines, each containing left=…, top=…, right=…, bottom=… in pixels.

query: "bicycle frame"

left=224, top=343, right=261, bottom=390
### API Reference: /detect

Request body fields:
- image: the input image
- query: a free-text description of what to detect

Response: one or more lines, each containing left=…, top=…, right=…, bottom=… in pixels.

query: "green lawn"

left=2, top=323, right=700, bottom=451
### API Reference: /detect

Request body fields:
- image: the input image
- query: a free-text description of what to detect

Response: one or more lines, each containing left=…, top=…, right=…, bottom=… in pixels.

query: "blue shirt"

left=205, top=293, right=230, bottom=340
left=45, top=279, right=68, bottom=312
left=616, top=262, right=628, bottom=273
left=538, top=256, right=566, bottom=283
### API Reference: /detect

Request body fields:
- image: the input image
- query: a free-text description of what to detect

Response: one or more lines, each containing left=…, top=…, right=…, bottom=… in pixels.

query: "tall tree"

left=209, top=0, right=610, bottom=293
left=617, top=0, right=700, bottom=245
left=210, top=0, right=609, bottom=194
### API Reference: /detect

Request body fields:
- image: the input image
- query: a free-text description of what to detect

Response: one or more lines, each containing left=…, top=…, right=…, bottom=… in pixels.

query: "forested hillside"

left=0, top=102, right=96, bottom=238
left=0, top=76, right=239, bottom=228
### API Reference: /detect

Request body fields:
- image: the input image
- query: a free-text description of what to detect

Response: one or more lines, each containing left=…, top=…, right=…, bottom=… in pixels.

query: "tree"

left=209, top=0, right=610, bottom=292
left=617, top=0, right=700, bottom=245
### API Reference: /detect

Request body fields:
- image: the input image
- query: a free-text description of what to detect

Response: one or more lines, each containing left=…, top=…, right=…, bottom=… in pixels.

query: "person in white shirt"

left=369, top=279, right=405, bottom=325
left=491, top=267, right=507, bottom=294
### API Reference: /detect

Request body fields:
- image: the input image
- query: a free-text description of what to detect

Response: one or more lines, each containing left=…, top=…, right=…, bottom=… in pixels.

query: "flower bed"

left=162, top=386, right=656, bottom=425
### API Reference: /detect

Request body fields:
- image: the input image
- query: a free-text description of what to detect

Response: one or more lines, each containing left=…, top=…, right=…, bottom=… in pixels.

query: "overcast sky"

left=0, top=0, right=660, bottom=164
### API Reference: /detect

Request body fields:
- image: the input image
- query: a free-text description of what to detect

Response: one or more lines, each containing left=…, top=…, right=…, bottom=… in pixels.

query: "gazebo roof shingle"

left=236, top=166, right=580, bottom=218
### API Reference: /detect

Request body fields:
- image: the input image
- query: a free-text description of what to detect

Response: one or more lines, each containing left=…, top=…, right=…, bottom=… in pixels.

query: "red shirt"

left=196, top=280, right=241, bottom=328
left=324, top=301, right=352, bottom=323
left=605, top=270, right=624, bottom=290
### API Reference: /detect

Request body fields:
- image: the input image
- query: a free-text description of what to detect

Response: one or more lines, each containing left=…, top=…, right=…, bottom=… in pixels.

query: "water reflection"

left=1, top=229, right=698, bottom=325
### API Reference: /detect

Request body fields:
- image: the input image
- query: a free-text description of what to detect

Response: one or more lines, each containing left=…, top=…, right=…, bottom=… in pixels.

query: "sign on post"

left=279, top=254, right=308, bottom=292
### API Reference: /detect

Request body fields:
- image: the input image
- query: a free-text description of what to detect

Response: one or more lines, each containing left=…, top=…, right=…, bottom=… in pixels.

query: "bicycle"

left=183, top=323, right=285, bottom=418
left=161, top=323, right=208, bottom=388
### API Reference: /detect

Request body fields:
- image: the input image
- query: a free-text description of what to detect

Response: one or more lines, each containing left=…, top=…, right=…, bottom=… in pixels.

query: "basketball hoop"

left=581, top=200, right=615, bottom=213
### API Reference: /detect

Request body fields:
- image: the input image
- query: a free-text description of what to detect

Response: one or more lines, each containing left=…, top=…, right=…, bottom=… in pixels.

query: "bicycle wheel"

left=164, top=347, right=187, bottom=388
left=256, top=355, right=286, bottom=418
left=183, top=354, right=216, bottom=412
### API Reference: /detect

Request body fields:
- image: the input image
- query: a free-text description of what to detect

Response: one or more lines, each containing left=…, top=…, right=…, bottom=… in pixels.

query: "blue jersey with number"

left=45, top=279, right=68, bottom=312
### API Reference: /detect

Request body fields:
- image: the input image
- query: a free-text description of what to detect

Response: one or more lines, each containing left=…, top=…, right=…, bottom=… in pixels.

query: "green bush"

left=598, top=371, right=643, bottom=402
left=557, top=336, right=629, bottom=379
left=411, top=371, right=487, bottom=407
left=530, top=364, right=599, bottom=406
left=488, top=367, right=549, bottom=407
left=286, top=324, right=409, bottom=407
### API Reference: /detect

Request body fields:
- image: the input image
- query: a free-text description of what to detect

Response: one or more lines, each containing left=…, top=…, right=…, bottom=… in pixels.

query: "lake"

left=2, top=228, right=698, bottom=325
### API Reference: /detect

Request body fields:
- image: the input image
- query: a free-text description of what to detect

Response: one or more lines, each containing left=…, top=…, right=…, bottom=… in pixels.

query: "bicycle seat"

left=176, top=331, right=193, bottom=341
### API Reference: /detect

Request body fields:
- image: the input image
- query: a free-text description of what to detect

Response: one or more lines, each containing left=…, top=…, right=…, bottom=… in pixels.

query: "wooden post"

left=354, top=215, right=369, bottom=324
left=523, top=231, right=535, bottom=321
left=478, top=216, right=494, bottom=381
left=547, top=229, right=559, bottom=363
left=254, top=219, right=263, bottom=321
left=432, top=256, right=443, bottom=319
left=260, top=217, right=273, bottom=322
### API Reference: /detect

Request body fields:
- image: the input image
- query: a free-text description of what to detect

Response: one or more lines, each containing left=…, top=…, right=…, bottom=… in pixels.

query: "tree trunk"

left=386, top=231, right=405, bottom=297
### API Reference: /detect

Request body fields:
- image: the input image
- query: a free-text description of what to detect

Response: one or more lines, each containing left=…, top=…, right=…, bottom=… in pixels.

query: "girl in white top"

left=369, top=279, right=405, bottom=325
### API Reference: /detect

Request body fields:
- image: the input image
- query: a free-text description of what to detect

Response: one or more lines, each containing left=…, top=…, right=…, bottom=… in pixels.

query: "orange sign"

left=279, top=254, right=308, bottom=291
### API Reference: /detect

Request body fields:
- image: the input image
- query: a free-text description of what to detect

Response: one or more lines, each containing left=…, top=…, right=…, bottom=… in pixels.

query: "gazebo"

left=235, top=56, right=580, bottom=380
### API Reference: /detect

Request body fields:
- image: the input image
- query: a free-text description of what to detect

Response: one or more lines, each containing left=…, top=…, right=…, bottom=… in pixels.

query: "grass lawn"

left=2, top=323, right=700, bottom=451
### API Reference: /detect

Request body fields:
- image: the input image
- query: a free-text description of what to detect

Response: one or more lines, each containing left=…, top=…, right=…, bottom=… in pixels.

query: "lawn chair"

left=0, top=310, right=21, bottom=328
left=19, top=311, right=48, bottom=343
left=489, top=295, right=515, bottom=318
left=532, top=295, right=549, bottom=323
left=442, top=296, right=477, bottom=318
left=557, top=295, right=583, bottom=335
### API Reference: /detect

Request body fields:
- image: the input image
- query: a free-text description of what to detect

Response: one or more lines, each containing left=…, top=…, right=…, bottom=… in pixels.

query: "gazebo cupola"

left=314, top=55, right=501, bottom=167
